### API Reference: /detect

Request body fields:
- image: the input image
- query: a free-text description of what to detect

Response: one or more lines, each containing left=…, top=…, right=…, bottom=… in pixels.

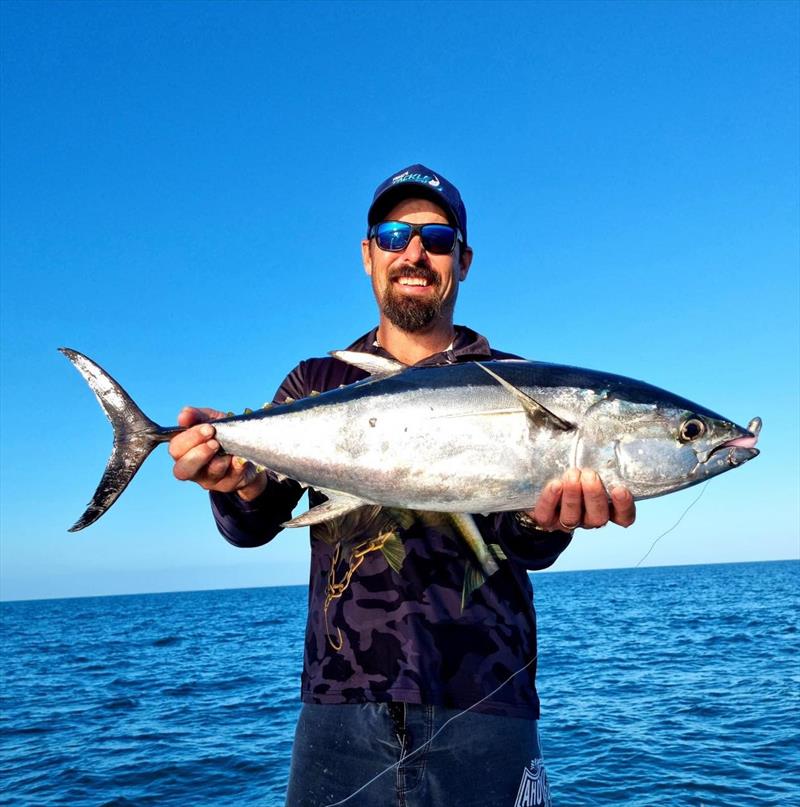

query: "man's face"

left=361, top=198, right=472, bottom=333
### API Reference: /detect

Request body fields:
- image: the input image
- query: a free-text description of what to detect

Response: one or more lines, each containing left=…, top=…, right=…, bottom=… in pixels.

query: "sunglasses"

left=368, top=221, right=463, bottom=255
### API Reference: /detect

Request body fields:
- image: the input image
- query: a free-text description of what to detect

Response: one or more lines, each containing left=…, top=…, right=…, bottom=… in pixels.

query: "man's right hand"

left=169, top=406, right=268, bottom=501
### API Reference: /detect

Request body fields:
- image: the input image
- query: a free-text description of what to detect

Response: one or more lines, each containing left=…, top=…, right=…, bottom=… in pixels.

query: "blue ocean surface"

left=1, top=560, right=797, bottom=806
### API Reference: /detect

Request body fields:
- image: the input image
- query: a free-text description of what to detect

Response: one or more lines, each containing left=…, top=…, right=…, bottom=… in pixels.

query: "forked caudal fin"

left=59, top=348, right=181, bottom=532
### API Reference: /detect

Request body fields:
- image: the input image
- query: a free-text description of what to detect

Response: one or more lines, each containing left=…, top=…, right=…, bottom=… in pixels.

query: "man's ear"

left=361, top=239, right=373, bottom=276
left=459, top=246, right=473, bottom=281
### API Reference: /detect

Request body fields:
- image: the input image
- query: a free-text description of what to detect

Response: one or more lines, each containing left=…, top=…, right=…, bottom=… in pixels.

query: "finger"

left=210, top=457, right=256, bottom=494
left=197, top=406, right=227, bottom=421
left=532, top=480, right=563, bottom=529
left=236, top=467, right=269, bottom=501
left=610, top=486, right=636, bottom=528
left=172, top=438, right=220, bottom=481
left=177, top=407, right=207, bottom=428
left=231, top=457, right=272, bottom=497
left=231, top=457, right=259, bottom=489
left=558, top=468, right=583, bottom=528
left=581, top=470, right=610, bottom=528
left=177, top=406, right=226, bottom=428
left=169, top=423, right=216, bottom=460
left=203, top=453, right=233, bottom=484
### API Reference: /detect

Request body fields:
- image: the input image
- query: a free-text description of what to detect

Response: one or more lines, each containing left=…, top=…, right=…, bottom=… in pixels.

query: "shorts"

left=285, top=701, right=552, bottom=807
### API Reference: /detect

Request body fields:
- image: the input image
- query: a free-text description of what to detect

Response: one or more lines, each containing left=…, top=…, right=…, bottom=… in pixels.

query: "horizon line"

left=1, top=557, right=796, bottom=605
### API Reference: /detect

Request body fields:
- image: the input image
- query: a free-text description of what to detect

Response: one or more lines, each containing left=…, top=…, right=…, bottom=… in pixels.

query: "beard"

left=381, top=265, right=444, bottom=333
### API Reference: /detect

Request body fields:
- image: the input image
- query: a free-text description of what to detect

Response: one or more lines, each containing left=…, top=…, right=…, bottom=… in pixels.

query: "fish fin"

left=449, top=512, right=500, bottom=576
left=313, top=504, right=382, bottom=546
left=461, top=561, right=487, bottom=610
left=474, top=362, right=574, bottom=432
left=59, top=348, right=174, bottom=532
left=461, top=546, right=509, bottom=609
left=379, top=533, right=406, bottom=575
left=330, top=350, right=406, bottom=378
left=384, top=507, right=418, bottom=530
left=282, top=489, right=372, bottom=527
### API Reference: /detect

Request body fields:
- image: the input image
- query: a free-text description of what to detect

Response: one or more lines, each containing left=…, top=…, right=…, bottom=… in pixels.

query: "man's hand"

left=168, top=407, right=268, bottom=501
left=526, top=468, right=636, bottom=532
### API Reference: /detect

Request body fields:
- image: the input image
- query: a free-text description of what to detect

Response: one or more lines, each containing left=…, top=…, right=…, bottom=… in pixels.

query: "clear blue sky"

left=1, top=0, right=797, bottom=601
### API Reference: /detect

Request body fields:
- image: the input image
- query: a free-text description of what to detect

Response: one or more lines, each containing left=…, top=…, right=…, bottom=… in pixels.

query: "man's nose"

left=403, top=234, right=428, bottom=262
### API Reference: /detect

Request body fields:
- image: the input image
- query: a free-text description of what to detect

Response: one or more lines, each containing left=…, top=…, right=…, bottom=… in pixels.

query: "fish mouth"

left=702, top=416, right=762, bottom=467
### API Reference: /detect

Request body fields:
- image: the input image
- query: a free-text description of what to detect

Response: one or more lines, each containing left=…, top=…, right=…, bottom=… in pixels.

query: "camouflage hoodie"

left=211, top=326, right=571, bottom=718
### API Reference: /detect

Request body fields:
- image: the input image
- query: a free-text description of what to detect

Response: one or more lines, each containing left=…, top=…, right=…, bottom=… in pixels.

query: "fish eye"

left=679, top=418, right=706, bottom=443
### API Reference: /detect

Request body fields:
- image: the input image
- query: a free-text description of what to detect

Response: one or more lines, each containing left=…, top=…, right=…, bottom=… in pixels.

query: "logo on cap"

left=391, top=171, right=442, bottom=190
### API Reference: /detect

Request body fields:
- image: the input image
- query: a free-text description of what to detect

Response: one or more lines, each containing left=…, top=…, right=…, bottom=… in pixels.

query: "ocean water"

left=1, top=560, right=797, bottom=806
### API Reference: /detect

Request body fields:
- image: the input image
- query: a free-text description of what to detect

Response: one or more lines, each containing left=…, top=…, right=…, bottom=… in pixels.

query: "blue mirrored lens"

left=376, top=222, right=412, bottom=251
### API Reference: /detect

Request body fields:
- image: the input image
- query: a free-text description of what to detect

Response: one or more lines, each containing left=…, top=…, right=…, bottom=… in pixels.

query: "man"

left=169, top=165, right=636, bottom=806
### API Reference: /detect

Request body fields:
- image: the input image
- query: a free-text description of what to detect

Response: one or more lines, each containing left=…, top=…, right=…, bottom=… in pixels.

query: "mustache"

left=388, top=264, right=440, bottom=286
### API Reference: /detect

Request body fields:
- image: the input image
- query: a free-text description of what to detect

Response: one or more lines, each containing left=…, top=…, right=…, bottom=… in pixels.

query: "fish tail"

left=59, top=348, right=181, bottom=532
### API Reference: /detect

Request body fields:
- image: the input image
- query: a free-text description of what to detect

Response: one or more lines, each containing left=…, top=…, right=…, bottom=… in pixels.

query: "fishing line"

left=323, top=650, right=539, bottom=807
left=325, top=482, right=712, bottom=806
left=633, top=481, right=711, bottom=568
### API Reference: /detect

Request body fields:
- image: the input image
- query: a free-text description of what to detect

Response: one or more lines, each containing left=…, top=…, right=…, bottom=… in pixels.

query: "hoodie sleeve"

left=480, top=512, right=573, bottom=571
left=209, top=363, right=308, bottom=548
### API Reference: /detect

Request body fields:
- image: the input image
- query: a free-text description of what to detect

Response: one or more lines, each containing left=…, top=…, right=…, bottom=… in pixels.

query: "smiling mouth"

left=397, top=277, right=431, bottom=287
left=389, top=266, right=438, bottom=291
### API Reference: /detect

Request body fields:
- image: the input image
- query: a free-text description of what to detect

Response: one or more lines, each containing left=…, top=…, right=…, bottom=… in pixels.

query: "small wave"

left=215, top=675, right=260, bottom=692
left=3, top=724, right=51, bottom=737
left=130, top=730, right=191, bottom=741
left=161, top=676, right=258, bottom=697
left=110, top=677, right=141, bottom=688
left=100, top=697, right=139, bottom=710
left=152, top=636, right=182, bottom=647
left=161, top=683, right=195, bottom=697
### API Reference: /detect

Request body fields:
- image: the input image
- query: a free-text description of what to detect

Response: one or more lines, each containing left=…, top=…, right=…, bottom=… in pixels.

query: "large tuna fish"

left=59, top=348, right=760, bottom=579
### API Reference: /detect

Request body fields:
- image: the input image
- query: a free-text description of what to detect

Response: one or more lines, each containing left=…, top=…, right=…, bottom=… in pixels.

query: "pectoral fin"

left=449, top=512, right=500, bottom=577
left=475, top=362, right=574, bottom=432
left=460, top=544, right=507, bottom=609
left=462, top=562, right=486, bottom=610
left=379, top=533, right=406, bottom=575
left=282, top=489, right=372, bottom=527
left=330, top=350, right=407, bottom=378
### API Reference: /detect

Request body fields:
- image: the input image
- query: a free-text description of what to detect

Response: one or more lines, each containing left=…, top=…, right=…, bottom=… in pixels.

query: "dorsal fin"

left=330, top=350, right=406, bottom=378
left=475, top=362, right=574, bottom=432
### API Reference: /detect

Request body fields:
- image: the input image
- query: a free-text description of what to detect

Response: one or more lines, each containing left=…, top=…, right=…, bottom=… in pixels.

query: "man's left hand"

left=526, top=468, right=636, bottom=532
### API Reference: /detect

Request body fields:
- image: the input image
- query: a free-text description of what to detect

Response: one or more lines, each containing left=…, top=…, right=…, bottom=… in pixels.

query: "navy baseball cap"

left=367, top=164, right=468, bottom=246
